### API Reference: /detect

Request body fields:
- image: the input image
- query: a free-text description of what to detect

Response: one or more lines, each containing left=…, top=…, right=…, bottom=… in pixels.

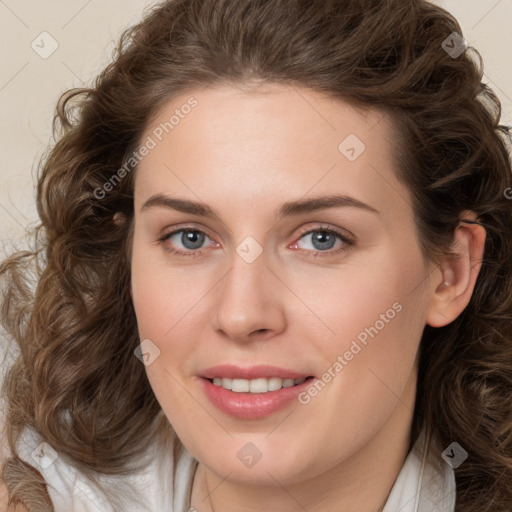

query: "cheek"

left=130, top=231, right=209, bottom=338
left=296, top=248, right=428, bottom=439
left=289, top=244, right=427, bottom=358
left=130, top=246, right=203, bottom=437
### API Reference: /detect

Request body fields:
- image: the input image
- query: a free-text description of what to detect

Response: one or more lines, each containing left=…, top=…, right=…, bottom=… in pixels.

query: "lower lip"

left=199, top=377, right=315, bottom=419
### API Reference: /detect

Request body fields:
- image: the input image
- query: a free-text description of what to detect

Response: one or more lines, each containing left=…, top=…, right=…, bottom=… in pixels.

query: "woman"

left=1, top=0, right=512, bottom=511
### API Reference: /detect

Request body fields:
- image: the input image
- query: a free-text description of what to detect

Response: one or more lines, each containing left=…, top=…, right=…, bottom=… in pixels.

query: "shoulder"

left=9, top=426, right=198, bottom=511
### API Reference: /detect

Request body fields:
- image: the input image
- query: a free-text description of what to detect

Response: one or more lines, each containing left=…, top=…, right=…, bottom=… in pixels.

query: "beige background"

left=0, top=0, right=511, bottom=254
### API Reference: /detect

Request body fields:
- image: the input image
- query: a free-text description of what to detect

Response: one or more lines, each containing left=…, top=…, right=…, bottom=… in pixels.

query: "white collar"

left=383, top=427, right=456, bottom=511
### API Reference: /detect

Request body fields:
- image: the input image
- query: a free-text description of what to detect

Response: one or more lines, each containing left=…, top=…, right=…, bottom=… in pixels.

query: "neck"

left=191, top=370, right=416, bottom=512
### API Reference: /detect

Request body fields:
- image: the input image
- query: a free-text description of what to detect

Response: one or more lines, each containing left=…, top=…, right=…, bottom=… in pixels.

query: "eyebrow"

left=141, top=193, right=380, bottom=220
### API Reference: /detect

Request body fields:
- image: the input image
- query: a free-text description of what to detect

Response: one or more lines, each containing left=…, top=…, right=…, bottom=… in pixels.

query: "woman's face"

left=130, top=84, right=436, bottom=486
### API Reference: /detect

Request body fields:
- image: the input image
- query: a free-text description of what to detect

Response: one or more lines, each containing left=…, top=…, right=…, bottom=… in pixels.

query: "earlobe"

left=426, top=212, right=486, bottom=328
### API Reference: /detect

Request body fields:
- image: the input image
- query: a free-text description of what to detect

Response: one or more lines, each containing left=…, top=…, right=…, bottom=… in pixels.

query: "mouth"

left=197, top=365, right=317, bottom=419
left=207, top=376, right=314, bottom=393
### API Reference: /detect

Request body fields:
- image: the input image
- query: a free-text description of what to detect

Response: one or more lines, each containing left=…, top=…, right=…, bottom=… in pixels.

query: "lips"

left=198, top=364, right=316, bottom=419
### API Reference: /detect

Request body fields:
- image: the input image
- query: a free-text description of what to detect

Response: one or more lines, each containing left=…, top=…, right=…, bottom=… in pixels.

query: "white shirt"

left=14, top=425, right=455, bottom=511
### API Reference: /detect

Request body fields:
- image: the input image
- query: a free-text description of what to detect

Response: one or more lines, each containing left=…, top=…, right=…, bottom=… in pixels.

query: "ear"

left=113, top=211, right=125, bottom=226
left=425, top=211, right=487, bottom=328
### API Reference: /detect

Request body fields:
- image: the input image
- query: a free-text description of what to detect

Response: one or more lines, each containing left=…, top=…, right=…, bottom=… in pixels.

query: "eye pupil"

left=182, top=230, right=205, bottom=250
left=312, top=231, right=336, bottom=250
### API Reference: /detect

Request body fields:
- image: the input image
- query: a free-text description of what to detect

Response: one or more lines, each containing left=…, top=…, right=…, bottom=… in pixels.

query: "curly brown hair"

left=2, top=0, right=512, bottom=510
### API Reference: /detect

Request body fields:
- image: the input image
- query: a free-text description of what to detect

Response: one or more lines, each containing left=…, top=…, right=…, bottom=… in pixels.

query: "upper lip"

left=200, top=364, right=312, bottom=380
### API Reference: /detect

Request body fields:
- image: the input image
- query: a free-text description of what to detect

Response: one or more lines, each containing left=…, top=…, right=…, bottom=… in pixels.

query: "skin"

left=129, top=83, right=486, bottom=512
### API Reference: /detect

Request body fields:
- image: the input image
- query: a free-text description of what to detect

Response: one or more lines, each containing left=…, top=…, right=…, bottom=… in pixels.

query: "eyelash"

left=158, top=224, right=354, bottom=259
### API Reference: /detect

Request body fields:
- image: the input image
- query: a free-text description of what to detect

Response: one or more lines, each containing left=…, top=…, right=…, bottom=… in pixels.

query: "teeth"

left=232, top=379, right=250, bottom=392
left=222, top=377, right=232, bottom=390
left=283, top=378, right=295, bottom=388
left=268, top=377, right=284, bottom=391
left=211, top=376, right=307, bottom=393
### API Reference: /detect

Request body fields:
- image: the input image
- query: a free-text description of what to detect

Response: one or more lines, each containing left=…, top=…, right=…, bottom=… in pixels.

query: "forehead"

left=134, top=84, right=410, bottom=221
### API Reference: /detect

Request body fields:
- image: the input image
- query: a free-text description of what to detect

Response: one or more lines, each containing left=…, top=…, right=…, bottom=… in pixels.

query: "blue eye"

left=299, top=230, right=339, bottom=251
left=161, top=228, right=212, bottom=256
left=292, top=226, right=353, bottom=257
left=170, top=229, right=208, bottom=250
left=159, top=224, right=354, bottom=258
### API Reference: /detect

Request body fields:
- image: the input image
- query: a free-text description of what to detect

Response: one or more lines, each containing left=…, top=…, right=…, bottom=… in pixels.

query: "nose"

left=212, top=246, right=287, bottom=343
